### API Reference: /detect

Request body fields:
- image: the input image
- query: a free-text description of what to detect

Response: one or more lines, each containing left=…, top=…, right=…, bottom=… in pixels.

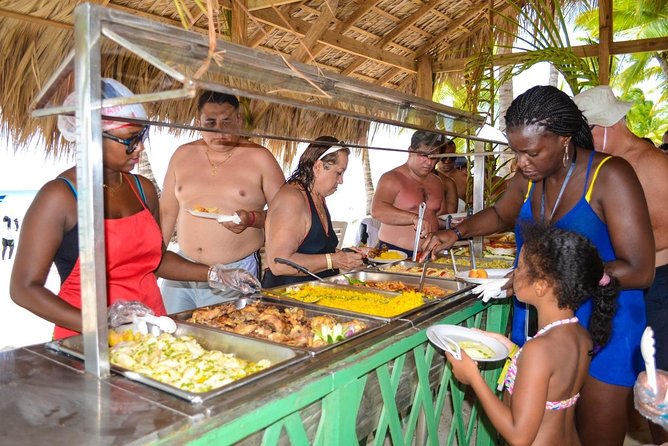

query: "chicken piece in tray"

left=187, top=302, right=368, bottom=348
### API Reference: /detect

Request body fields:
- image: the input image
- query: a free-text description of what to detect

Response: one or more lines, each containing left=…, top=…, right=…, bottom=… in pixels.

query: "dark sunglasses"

left=103, top=126, right=149, bottom=154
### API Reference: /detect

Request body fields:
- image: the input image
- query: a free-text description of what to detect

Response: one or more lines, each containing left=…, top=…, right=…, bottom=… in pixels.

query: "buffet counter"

left=0, top=289, right=510, bottom=446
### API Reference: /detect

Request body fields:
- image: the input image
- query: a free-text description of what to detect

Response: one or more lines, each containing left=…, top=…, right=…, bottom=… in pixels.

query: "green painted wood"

left=314, top=375, right=367, bottom=445
left=182, top=299, right=510, bottom=446
left=283, top=412, right=309, bottom=444
left=374, top=358, right=407, bottom=446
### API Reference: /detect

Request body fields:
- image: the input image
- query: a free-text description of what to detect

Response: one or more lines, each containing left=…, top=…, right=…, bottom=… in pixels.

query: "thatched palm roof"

left=0, top=0, right=512, bottom=161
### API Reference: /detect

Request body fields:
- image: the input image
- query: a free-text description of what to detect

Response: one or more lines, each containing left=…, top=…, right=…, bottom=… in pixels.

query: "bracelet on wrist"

left=452, top=227, right=464, bottom=240
left=325, top=253, right=333, bottom=270
left=247, top=211, right=256, bottom=227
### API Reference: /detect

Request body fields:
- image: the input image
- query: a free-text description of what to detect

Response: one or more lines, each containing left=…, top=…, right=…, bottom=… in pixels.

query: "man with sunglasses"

left=160, top=91, right=285, bottom=313
left=575, top=86, right=668, bottom=444
left=371, top=131, right=457, bottom=257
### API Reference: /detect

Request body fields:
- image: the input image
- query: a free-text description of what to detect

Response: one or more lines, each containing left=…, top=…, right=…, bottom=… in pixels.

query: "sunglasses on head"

left=103, top=126, right=149, bottom=154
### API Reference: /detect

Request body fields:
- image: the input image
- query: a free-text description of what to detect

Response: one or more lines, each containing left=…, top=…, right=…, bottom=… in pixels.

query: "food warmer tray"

left=171, top=298, right=386, bottom=355
left=46, top=322, right=309, bottom=404
left=326, top=271, right=472, bottom=298
left=375, top=260, right=459, bottom=280
left=261, top=280, right=443, bottom=322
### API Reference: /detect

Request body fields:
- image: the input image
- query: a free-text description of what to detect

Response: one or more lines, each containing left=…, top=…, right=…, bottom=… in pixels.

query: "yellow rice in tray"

left=282, top=285, right=425, bottom=318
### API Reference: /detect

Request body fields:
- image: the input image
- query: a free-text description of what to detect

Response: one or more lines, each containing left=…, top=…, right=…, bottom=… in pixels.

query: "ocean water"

left=0, top=190, right=38, bottom=227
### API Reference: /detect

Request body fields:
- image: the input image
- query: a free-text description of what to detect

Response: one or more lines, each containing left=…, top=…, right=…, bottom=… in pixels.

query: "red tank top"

left=55, top=175, right=165, bottom=339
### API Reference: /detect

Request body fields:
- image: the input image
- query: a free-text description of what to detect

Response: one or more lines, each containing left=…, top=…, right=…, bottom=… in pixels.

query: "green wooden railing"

left=184, top=300, right=510, bottom=446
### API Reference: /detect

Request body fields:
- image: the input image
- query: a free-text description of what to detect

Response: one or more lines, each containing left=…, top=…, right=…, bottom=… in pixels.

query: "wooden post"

left=598, top=0, right=612, bottom=85
left=232, top=0, right=248, bottom=44
left=416, top=54, right=433, bottom=101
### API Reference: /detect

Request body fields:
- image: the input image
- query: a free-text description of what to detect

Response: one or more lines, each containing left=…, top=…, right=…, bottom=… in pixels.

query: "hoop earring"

left=562, top=145, right=570, bottom=167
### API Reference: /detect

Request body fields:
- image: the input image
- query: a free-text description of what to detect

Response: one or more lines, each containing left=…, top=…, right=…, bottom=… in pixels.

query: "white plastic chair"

left=331, top=221, right=348, bottom=249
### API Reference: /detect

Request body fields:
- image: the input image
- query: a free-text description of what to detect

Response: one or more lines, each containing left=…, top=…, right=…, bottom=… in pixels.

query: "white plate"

left=438, top=213, right=468, bottom=221
left=455, top=268, right=513, bottom=285
left=368, top=249, right=408, bottom=264
left=426, top=325, right=509, bottom=362
left=187, top=209, right=241, bottom=223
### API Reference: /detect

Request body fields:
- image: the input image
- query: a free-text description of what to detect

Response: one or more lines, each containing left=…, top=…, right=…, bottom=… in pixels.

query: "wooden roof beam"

left=251, top=8, right=417, bottom=72
left=341, top=0, right=440, bottom=76
left=379, top=0, right=441, bottom=46
left=247, top=0, right=303, bottom=11
left=415, top=1, right=489, bottom=58
left=291, top=0, right=338, bottom=62
left=307, top=0, right=379, bottom=64
left=431, top=36, right=668, bottom=73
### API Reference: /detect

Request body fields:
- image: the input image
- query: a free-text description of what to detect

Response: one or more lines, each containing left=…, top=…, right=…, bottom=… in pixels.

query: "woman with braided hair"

left=446, top=224, right=617, bottom=445
left=421, top=85, right=654, bottom=445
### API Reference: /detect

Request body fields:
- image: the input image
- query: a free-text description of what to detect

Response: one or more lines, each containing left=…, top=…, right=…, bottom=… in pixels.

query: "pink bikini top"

left=504, top=317, right=581, bottom=411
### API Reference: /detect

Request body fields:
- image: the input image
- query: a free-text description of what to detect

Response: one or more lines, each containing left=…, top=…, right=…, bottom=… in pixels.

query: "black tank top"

left=262, top=190, right=339, bottom=288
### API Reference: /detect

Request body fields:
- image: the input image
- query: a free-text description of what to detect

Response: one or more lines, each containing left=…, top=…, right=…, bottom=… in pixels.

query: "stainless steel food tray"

left=326, top=271, right=471, bottom=298
left=172, top=297, right=386, bottom=354
left=375, top=260, right=459, bottom=280
left=47, top=323, right=308, bottom=404
left=261, top=280, right=441, bottom=322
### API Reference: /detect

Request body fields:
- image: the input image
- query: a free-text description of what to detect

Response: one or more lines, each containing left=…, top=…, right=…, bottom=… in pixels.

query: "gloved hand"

left=208, top=265, right=261, bottom=295
left=472, top=279, right=509, bottom=303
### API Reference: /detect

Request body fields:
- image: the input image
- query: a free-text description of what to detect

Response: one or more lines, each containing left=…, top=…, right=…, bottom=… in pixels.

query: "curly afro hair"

left=519, top=223, right=618, bottom=348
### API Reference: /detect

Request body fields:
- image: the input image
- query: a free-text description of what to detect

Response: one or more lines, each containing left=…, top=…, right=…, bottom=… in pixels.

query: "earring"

left=562, top=145, right=570, bottom=167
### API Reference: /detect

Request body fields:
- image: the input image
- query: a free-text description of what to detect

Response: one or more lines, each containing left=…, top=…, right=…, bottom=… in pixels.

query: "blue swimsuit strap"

left=57, top=177, right=77, bottom=198
left=58, top=174, right=146, bottom=204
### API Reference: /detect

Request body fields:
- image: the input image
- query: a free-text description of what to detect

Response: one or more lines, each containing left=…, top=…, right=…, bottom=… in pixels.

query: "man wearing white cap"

left=574, top=86, right=668, bottom=443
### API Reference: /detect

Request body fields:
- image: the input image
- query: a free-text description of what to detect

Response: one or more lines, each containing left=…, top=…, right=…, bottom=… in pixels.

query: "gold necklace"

left=205, top=149, right=234, bottom=176
left=103, top=172, right=123, bottom=193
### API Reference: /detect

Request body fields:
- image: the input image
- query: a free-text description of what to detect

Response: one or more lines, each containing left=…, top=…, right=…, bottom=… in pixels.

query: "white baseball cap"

left=573, top=86, right=632, bottom=128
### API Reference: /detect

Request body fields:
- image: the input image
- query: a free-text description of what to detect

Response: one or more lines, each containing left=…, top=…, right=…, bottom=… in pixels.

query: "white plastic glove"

left=208, top=265, right=261, bottom=295
left=472, top=279, right=509, bottom=303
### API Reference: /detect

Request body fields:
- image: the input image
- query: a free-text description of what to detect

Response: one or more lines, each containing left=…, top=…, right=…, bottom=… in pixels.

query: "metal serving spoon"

left=274, top=257, right=325, bottom=282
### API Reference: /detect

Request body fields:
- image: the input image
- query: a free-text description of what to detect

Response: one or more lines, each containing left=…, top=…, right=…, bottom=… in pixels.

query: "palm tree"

left=575, top=0, right=668, bottom=94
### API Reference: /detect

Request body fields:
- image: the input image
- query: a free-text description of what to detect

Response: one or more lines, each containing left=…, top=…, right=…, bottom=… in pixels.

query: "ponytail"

left=588, top=274, right=618, bottom=348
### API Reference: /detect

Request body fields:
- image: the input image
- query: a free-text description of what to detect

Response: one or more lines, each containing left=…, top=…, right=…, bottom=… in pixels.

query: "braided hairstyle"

left=287, top=136, right=350, bottom=191
left=519, top=223, right=617, bottom=348
left=504, top=85, right=595, bottom=151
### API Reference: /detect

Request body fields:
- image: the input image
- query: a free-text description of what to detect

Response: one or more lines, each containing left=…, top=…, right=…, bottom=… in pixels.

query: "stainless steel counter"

left=0, top=288, right=483, bottom=445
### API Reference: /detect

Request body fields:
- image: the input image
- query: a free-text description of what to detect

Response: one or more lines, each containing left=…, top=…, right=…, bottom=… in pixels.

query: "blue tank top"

left=512, top=151, right=645, bottom=387
left=262, top=189, right=339, bottom=288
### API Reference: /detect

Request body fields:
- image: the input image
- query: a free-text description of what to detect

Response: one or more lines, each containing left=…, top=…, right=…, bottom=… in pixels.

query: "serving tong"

left=412, top=202, right=427, bottom=262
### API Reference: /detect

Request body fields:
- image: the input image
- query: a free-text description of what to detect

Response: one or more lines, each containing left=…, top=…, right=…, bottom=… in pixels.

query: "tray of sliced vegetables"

left=49, top=323, right=308, bottom=403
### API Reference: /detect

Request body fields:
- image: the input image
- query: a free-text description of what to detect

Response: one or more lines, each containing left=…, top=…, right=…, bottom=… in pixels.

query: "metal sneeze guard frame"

left=28, top=4, right=513, bottom=444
